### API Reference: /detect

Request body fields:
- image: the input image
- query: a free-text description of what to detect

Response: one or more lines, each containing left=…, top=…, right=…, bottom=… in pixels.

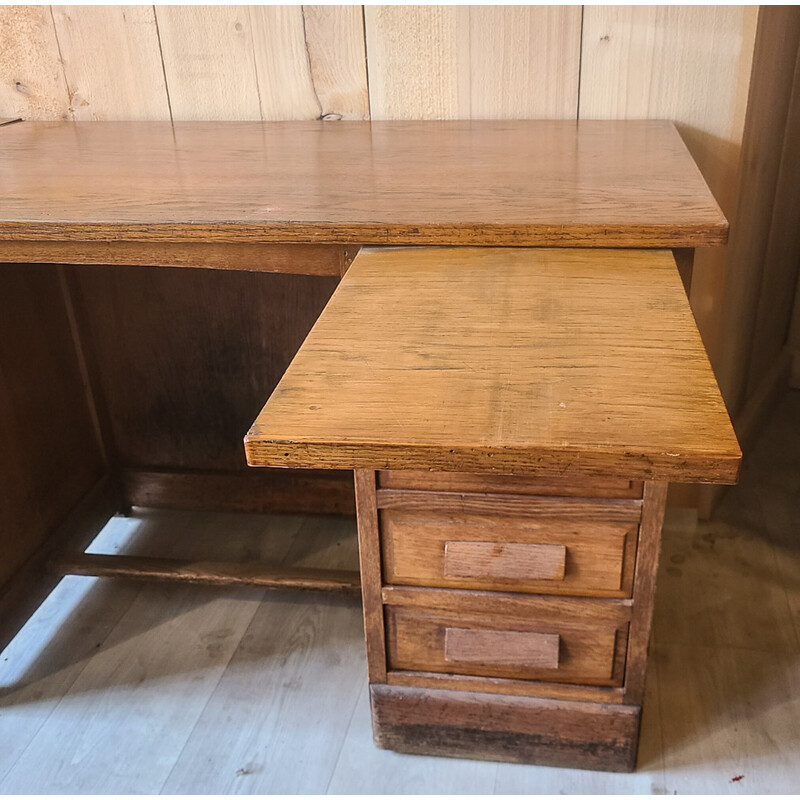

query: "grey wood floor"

left=2, top=391, right=800, bottom=794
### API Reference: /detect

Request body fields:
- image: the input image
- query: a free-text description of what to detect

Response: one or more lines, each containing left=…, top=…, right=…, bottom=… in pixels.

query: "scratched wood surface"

left=246, top=247, right=741, bottom=483
left=0, top=120, right=726, bottom=247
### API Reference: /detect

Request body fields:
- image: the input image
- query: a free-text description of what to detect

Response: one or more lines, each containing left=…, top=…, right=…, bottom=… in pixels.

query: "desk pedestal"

left=355, top=470, right=668, bottom=772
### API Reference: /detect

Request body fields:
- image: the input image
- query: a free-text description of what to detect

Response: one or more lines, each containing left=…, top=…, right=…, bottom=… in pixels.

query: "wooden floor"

left=2, top=391, right=799, bottom=794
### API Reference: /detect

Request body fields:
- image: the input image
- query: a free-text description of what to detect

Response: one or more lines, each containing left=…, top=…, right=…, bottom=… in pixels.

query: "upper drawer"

left=379, top=471, right=643, bottom=499
left=381, top=507, right=639, bottom=598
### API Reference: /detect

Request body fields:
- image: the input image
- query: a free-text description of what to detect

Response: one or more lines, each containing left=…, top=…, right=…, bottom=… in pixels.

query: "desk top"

left=245, top=247, right=740, bottom=483
left=0, top=120, right=725, bottom=247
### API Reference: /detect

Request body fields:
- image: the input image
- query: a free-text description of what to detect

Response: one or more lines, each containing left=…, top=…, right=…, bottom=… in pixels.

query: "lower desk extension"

left=245, top=247, right=741, bottom=772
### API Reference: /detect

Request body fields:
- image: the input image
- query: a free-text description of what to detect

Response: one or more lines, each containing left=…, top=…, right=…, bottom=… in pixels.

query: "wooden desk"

left=0, top=119, right=736, bottom=772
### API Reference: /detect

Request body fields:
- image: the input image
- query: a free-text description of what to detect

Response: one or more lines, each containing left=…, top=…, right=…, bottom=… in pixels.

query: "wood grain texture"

left=579, top=5, right=758, bottom=369
left=155, top=6, right=262, bottom=121
left=443, top=541, right=567, bottom=582
left=301, top=5, right=369, bottom=120
left=51, top=6, right=169, bottom=121
left=56, top=553, right=361, bottom=595
left=354, top=470, right=387, bottom=683
left=623, top=481, right=668, bottom=705
left=364, top=6, right=580, bottom=120
left=0, top=263, right=104, bottom=589
left=381, top=509, right=637, bottom=598
left=378, top=471, right=643, bottom=498
left=745, top=36, right=800, bottom=395
left=122, top=469, right=355, bottom=515
left=386, top=604, right=622, bottom=685
left=386, top=670, right=625, bottom=706
left=444, top=628, right=560, bottom=670
left=0, top=120, right=727, bottom=247
left=246, top=248, right=741, bottom=483
left=155, top=5, right=368, bottom=121
left=382, top=586, right=632, bottom=628
left=376, top=491, right=642, bottom=522
left=0, top=241, right=351, bottom=274
left=371, top=684, right=641, bottom=771
left=72, top=264, right=337, bottom=472
left=717, top=8, right=800, bottom=413
left=0, top=6, right=70, bottom=120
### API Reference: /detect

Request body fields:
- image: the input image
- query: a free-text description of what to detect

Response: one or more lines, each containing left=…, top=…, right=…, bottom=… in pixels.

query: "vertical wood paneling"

left=364, top=6, right=581, bottom=120
left=155, top=6, right=263, bottom=121
left=154, top=5, right=369, bottom=121
left=248, top=5, right=321, bottom=120
left=715, top=8, right=800, bottom=412
left=746, top=40, right=800, bottom=394
left=51, top=6, right=169, bottom=120
left=0, top=5, right=69, bottom=119
left=302, top=5, right=369, bottom=119
left=580, top=6, right=758, bottom=370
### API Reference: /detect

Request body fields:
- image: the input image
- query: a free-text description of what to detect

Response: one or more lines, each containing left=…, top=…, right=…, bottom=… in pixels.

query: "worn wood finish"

left=386, top=604, right=625, bottom=686
left=718, top=8, right=800, bottom=414
left=746, top=37, right=800, bottom=396
left=354, top=470, right=387, bottom=684
left=371, top=684, right=641, bottom=772
left=444, top=628, right=561, bottom=670
left=444, top=541, right=567, bottom=583
left=0, top=262, right=105, bottom=590
left=382, top=586, right=632, bottom=628
left=386, top=670, right=626, bottom=706
left=0, top=241, right=356, bottom=275
left=377, top=491, right=642, bottom=522
left=73, top=264, right=338, bottom=473
left=246, top=248, right=741, bottom=483
left=381, top=509, right=638, bottom=598
left=122, top=469, right=355, bottom=515
left=0, top=121, right=726, bottom=247
left=378, top=470, right=643, bottom=498
left=623, top=481, right=669, bottom=705
left=55, top=553, right=361, bottom=595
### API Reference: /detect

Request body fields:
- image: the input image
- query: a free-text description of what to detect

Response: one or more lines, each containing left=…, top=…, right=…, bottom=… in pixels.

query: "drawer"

left=384, top=592, right=628, bottom=686
left=381, top=508, right=639, bottom=598
left=379, top=470, right=643, bottom=499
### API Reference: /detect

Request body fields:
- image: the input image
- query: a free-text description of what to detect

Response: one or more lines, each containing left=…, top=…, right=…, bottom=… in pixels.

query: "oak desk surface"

left=0, top=120, right=725, bottom=247
left=245, top=248, right=741, bottom=484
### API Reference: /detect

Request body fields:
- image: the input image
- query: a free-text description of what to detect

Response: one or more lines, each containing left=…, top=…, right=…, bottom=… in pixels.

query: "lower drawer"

left=384, top=593, right=628, bottom=686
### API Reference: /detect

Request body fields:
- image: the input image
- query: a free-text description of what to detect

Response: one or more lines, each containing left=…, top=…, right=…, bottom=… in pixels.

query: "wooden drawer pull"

left=444, top=628, right=560, bottom=670
left=444, top=541, right=567, bottom=581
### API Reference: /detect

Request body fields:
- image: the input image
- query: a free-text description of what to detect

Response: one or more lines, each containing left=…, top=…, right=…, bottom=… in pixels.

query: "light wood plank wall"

left=4, top=5, right=799, bottom=490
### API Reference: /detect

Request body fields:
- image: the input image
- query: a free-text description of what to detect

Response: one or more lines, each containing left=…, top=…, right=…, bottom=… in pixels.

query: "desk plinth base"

left=371, top=684, right=641, bottom=772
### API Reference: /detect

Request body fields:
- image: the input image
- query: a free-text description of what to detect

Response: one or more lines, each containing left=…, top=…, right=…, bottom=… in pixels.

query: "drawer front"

left=386, top=604, right=626, bottom=685
left=379, top=470, right=643, bottom=499
left=381, top=509, right=638, bottom=598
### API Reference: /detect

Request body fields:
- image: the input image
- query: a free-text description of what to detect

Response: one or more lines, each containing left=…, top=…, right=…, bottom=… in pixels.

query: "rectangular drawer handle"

left=444, top=541, right=567, bottom=581
left=444, top=627, right=560, bottom=669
